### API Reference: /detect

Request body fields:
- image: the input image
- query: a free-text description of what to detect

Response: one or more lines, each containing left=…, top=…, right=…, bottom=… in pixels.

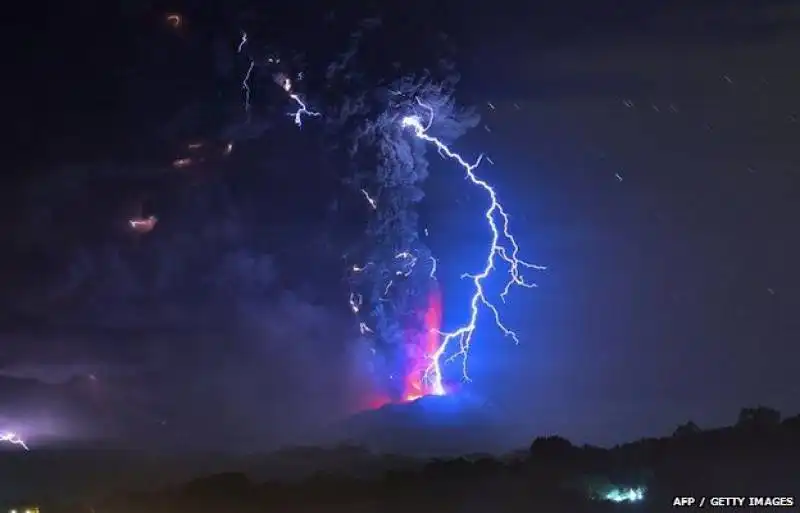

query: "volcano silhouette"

left=333, top=393, right=509, bottom=456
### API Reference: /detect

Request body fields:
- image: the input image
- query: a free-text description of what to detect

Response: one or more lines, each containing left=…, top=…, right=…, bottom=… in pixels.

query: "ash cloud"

left=208, top=14, right=480, bottom=401
left=333, top=77, right=479, bottom=399
left=324, top=51, right=479, bottom=400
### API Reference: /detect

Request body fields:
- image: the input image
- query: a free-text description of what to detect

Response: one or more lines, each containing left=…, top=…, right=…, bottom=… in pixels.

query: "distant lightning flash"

left=401, top=98, right=545, bottom=393
left=1, top=432, right=29, bottom=451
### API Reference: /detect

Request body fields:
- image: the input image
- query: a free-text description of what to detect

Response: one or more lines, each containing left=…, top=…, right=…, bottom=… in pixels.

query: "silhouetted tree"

left=529, top=436, right=574, bottom=461
left=74, top=408, right=800, bottom=513
left=673, top=421, right=701, bottom=438
left=737, top=406, right=781, bottom=430
left=782, top=413, right=800, bottom=431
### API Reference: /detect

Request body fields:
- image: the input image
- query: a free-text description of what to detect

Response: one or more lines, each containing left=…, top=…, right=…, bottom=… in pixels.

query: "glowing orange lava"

left=402, top=285, right=444, bottom=402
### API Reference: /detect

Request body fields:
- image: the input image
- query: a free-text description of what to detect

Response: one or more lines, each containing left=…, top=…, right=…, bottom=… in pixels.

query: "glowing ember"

left=165, top=13, right=182, bottom=29
left=128, top=215, right=157, bottom=234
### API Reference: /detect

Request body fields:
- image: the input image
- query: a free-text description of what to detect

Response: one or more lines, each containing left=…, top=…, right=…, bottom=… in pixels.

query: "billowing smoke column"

left=233, top=20, right=539, bottom=405
left=232, top=29, right=449, bottom=401
left=337, top=79, right=479, bottom=402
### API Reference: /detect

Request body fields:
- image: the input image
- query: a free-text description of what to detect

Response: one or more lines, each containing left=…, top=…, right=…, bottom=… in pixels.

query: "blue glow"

left=401, top=98, right=544, bottom=393
left=233, top=27, right=541, bottom=397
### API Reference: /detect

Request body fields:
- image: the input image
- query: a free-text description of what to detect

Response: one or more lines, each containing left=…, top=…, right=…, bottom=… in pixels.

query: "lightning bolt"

left=360, top=189, right=378, bottom=209
left=1, top=431, right=29, bottom=451
left=428, top=255, right=438, bottom=279
left=401, top=98, right=545, bottom=393
left=241, top=61, right=255, bottom=115
left=236, top=32, right=255, bottom=115
left=236, top=30, right=248, bottom=53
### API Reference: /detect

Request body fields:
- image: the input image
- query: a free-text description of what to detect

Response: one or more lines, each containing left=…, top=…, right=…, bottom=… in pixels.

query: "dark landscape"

left=5, top=1, right=800, bottom=512
left=2, top=405, right=798, bottom=512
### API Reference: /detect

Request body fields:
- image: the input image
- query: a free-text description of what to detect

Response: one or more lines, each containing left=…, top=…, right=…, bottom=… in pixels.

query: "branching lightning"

left=233, top=25, right=537, bottom=401
left=400, top=98, right=545, bottom=393
left=1, top=431, right=29, bottom=451
left=282, top=80, right=322, bottom=127
left=237, top=32, right=320, bottom=127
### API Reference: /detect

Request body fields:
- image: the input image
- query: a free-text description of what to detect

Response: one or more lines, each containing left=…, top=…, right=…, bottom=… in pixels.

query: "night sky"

left=3, top=0, right=800, bottom=452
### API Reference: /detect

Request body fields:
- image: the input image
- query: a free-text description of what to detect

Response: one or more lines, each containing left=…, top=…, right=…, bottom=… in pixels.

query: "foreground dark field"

left=5, top=406, right=800, bottom=513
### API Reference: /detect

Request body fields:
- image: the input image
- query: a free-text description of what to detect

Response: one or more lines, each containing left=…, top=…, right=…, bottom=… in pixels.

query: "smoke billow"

left=320, top=36, right=480, bottom=400
left=221, top=16, right=480, bottom=401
